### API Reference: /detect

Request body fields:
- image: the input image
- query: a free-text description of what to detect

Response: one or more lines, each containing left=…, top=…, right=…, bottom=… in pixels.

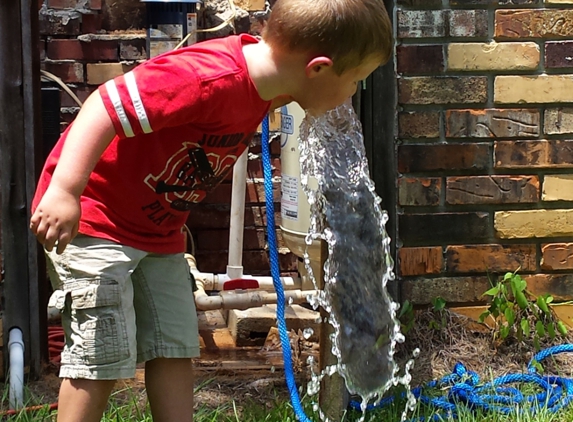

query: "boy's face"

left=296, top=56, right=382, bottom=115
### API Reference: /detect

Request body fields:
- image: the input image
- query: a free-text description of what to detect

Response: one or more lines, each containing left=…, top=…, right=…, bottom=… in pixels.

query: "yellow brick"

left=495, top=209, right=573, bottom=238
left=86, top=63, right=135, bottom=85
left=495, top=75, right=573, bottom=104
left=543, top=175, right=573, bottom=201
left=448, top=42, right=539, bottom=71
left=233, top=0, right=266, bottom=10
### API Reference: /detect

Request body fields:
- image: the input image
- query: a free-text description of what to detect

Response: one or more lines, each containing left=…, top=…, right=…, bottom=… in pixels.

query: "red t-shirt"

left=33, top=34, right=271, bottom=254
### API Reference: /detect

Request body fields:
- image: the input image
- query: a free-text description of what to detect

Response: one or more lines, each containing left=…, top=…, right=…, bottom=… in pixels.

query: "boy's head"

left=262, top=0, right=393, bottom=76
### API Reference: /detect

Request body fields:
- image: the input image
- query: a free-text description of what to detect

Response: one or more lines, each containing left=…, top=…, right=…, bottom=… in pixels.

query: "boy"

left=30, top=0, right=392, bottom=420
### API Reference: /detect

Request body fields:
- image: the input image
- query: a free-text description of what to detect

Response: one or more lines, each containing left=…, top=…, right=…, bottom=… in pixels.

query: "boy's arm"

left=30, top=90, right=116, bottom=254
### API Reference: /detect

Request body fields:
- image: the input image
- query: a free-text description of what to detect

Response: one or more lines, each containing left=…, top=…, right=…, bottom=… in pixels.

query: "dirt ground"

left=20, top=308, right=573, bottom=414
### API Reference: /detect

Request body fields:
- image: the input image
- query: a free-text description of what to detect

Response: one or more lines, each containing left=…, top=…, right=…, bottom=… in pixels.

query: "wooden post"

left=318, top=240, right=348, bottom=421
left=0, top=0, right=47, bottom=378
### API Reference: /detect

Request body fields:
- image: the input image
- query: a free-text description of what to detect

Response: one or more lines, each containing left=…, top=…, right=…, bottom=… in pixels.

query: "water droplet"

left=303, top=327, right=314, bottom=339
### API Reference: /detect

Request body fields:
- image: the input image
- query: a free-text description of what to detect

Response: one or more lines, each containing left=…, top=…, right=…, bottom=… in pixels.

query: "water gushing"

left=297, top=102, right=413, bottom=413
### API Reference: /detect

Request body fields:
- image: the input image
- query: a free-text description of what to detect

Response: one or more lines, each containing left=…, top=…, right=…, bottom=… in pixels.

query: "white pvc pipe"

left=227, top=148, right=249, bottom=279
left=8, top=327, right=24, bottom=410
left=194, top=282, right=318, bottom=311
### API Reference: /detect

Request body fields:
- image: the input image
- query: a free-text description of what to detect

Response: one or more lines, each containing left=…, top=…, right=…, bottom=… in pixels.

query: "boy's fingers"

left=56, top=230, right=72, bottom=255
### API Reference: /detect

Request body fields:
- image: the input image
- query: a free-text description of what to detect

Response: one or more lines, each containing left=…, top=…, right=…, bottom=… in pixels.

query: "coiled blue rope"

left=261, top=113, right=573, bottom=422
left=348, top=344, right=573, bottom=421
left=262, top=114, right=313, bottom=422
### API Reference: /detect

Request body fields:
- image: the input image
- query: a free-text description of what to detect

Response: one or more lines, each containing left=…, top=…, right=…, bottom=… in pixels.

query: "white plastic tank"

left=280, top=102, right=322, bottom=288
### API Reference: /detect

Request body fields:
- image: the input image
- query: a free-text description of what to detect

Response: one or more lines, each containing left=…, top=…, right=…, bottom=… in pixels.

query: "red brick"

left=194, top=250, right=297, bottom=275
left=398, top=143, right=489, bottom=173
left=82, top=13, right=103, bottom=33
left=398, top=177, right=441, bottom=206
left=496, top=10, right=573, bottom=39
left=399, top=247, right=442, bottom=276
left=541, top=243, right=573, bottom=271
left=545, top=41, right=573, bottom=69
left=397, top=45, right=444, bottom=74
left=495, top=140, right=573, bottom=169
left=449, top=10, right=488, bottom=37
left=446, top=176, right=539, bottom=204
left=446, top=109, right=540, bottom=138
left=446, top=244, right=536, bottom=273
left=88, top=0, right=102, bottom=10
left=47, top=39, right=82, bottom=60
left=48, top=39, right=118, bottom=61
left=398, top=111, right=440, bottom=138
left=247, top=157, right=281, bottom=179
left=400, top=212, right=491, bottom=244
left=526, top=274, right=573, bottom=301
left=41, top=61, right=84, bottom=83
left=398, top=10, right=447, bottom=38
left=47, top=0, right=77, bottom=8
left=39, top=11, right=81, bottom=35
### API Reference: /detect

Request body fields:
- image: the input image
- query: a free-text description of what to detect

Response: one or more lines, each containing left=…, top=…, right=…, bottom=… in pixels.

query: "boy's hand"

left=30, top=186, right=80, bottom=254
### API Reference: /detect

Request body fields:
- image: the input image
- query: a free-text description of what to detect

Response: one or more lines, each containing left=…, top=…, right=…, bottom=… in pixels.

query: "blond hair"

left=262, top=0, right=393, bottom=75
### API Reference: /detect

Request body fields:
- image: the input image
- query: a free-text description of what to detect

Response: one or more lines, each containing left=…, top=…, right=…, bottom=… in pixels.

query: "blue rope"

left=262, top=114, right=313, bottom=422
left=349, top=344, right=573, bottom=421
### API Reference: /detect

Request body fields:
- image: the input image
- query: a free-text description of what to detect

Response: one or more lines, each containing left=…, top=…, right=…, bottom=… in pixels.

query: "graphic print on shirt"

left=143, top=132, right=253, bottom=219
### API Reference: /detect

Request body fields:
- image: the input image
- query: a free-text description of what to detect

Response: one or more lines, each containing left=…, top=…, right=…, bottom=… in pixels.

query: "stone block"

left=446, top=175, right=539, bottom=204
left=495, top=209, right=573, bottom=238
left=448, top=42, right=539, bottom=71
left=400, top=76, right=488, bottom=105
left=446, top=108, right=540, bottom=138
left=542, top=175, right=573, bottom=201
left=228, top=305, right=320, bottom=347
left=446, top=244, right=536, bottom=273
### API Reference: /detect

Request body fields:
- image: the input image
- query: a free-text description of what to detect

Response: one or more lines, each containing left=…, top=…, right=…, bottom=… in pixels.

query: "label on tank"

left=281, top=174, right=299, bottom=220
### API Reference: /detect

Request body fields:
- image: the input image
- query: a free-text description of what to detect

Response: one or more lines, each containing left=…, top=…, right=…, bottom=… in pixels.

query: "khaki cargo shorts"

left=46, top=235, right=200, bottom=380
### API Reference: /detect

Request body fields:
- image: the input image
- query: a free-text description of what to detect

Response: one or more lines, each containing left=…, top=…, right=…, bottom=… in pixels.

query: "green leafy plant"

left=428, top=296, right=447, bottom=331
left=479, top=270, right=568, bottom=350
left=398, top=299, right=415, bottom=335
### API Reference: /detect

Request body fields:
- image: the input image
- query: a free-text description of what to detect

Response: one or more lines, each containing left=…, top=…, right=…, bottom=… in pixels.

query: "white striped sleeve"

left=124, top=71, right=153, bottom=134
left=104, top=79, right=135, bottom=138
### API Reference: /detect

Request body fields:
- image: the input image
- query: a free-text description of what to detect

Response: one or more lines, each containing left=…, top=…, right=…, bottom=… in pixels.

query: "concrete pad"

left=228, top=304, right=320, bottom=347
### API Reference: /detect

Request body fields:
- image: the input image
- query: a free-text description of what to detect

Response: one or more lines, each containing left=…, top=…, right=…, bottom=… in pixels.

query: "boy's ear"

left=305, top=56, right=334, bottom=78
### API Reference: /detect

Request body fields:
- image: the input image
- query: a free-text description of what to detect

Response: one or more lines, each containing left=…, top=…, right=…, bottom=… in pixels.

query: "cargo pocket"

left=67, top=281, right=129, bottom=366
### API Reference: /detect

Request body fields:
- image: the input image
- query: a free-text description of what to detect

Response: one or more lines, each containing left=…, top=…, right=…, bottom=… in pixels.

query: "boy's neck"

left=242, top=40, right=301, bottom=107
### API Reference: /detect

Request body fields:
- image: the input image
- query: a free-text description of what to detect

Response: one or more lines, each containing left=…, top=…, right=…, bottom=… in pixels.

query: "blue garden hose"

left=262, top=114, right=313, bottom=422
left=261, top=113, right=573, bottom=421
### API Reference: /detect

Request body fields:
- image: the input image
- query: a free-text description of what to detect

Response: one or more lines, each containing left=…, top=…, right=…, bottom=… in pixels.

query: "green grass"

left=2, top=378, right=573, bottom=421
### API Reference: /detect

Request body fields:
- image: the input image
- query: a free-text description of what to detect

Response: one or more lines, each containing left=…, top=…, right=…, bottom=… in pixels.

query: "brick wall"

left=37, top=0, right=297, bottom=277
left=396, top=0, right=573, bottom=305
